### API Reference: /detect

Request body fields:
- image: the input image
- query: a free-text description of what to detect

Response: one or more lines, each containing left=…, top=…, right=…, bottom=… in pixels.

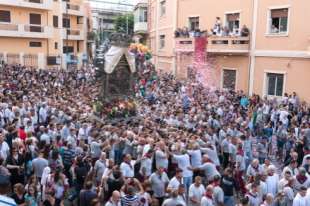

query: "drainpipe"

left=248, top=0, right=258, bottom=96
left=172, top=0, right=178, bottom=76
left=155, top=0, right=159, bottom=67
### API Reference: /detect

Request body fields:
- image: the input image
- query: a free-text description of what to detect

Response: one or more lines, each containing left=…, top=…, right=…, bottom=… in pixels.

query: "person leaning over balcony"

left=241, top=25, right=250, bottom=37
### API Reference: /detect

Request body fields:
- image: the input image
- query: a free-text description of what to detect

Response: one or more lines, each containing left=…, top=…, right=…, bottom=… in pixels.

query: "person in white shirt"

left=201, top=185, right=215, bottom=206
left=155, top=141, right=168, bottom=170
left=78, top=123, right=89, bottom=143
left=162, top=189, right=186, bottom=206
left=187, top=144, right=202, bottom=168
left=120, top=154, right=134, bottom=178
left=266, top=165, right=279, bottom=197
left=188, top=176, right=206, bottom=206
left=167, top=168, right=183, bottom=192
left=246, top=183, right=261, bottom=206
left=173, top=150, right=193, bottom=192
left=139, top=152, right=153, bottom=178
left=105, top=190, right=121, bottom=206
left=0, top=131, right=10, bottom=161
left=94, top=152, right=107, bottom=185
left=197, top=155, right=220, bottom=182
left=293, top=187, right=309, bottom=206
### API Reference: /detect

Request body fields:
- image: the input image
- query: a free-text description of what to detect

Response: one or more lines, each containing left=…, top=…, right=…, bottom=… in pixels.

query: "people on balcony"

left=175, top=19, right=250, bottom=39
left=241, top=25, right=250, bottom=37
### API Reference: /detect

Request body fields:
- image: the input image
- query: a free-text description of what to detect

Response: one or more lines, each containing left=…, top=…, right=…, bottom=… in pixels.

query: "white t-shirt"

left=155, top=150, right=168, bottom=169
left=0, top=195, right=17, bottom=206
left=188, top=150, right=202, bottom=167
left=140, top=157, right=152, bottom=177
left=201, top=196, right=214, bottom=206
left=0, top=142, right=10, bottom=161
left=120, top=162, right=134, bottom=178
left=188, top=184, right=206, bottom=206
left=173, top=154, right=193, bottom=177
left=167, top=176, right=183, bottom=191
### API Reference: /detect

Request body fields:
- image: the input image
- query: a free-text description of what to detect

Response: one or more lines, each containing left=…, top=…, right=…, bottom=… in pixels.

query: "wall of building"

left=253, top=57, right=310, bottom=102
left=0, top=0, right=91, bottom=69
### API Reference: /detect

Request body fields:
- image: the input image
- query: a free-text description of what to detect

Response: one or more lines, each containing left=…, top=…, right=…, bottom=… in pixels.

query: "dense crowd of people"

left=0, top=62, right=310, bottom=206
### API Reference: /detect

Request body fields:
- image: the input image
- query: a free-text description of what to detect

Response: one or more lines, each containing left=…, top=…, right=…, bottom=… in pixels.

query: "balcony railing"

left=0, top=23, right=52, bottom=38
left=208, top=36, right=250, bottom=53
left=67, top=3, right=80, bottom=11
left=63, top=2, right=84, bottom=16
left=175, top=36, right=250, bottom=54
left=175, top=37, right=195, bottom=52
left=63, top=29, right=84, bottom=40
left=67, top=29, right=80, bottom=35
left=24, top=0, right=42, bottom=3
left=0, top=0, right=52, bottom=10
left=24, top=25, right=44, bottom=33
left=0, top=23, right=18, bottom=31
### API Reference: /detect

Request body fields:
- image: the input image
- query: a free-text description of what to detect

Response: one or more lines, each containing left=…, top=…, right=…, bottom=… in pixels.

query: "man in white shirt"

left=188, top=176, right=206, bottom=206
left=94, top=152, right=107, bottom=185
left=266, top=165, right=279, bottom=197
left=0, top=175, right=17, bottom=206
left=155, top=141, right=168, bottom=170
left=293, top=186, right=310, bottom=206
left=173, top=150, right=193, bottom=192
left=197, top=154, right=220, bottom=182
left=0, top=131, right=10, bottom=161
left=120, top=154, right=134, bottom=178
left=167, top=168, right=183, bottom=192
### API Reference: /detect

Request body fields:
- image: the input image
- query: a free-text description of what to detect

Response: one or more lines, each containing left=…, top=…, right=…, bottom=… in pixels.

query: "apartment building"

left=148, top=0, right=310, bottom=102
left=133, top=0, right=148, bottom=43
left=0, top=0, right=92, bottom=69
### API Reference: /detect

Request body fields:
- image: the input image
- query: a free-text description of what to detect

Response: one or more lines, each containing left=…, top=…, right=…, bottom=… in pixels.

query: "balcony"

left=62, top=2, right=84, bottom=16
left=175, top=36, right=250, bottom=54
left=0, top=23, right=52, bottom=38
left=0, top=0, right=52, bottom=10
left=134, top=22, right=147, bottom=34
left=63, top=29, right=84, bottom=40
left=175, top=37, right=195, bottom=52
left=207, top=36, right=250, bottom=54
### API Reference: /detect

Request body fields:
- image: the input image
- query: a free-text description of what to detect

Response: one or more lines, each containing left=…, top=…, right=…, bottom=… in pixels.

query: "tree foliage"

left=114, top=13, right=134, bottom=35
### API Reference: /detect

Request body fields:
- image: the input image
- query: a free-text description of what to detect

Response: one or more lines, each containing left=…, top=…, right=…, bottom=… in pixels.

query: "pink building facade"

left=148, top=0, right=310, bottom=102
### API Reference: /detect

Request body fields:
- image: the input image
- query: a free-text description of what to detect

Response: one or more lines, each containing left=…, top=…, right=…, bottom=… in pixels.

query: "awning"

left=104, top=46, right=136, bottom=74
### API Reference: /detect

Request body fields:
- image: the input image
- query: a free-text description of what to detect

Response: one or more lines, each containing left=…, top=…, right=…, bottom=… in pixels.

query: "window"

left=226, top=13, right=240, bottom=33
left=63, top=18, right=70, bottom=28
left=266, top=73, right=284, bottom=96
left=55, top=42, right=58, bottom=49
left=29, top=13, right=41, bottom=25
left=63, top=46, right=74, bottom=53
left=53, top=15, right=58, bottom=28
left=189, top=17, right=199, bottom=31
left=160, top=1, right=166, bottom=16
left=77, top=41, right=80, bottom=52
left=138, top=8, right=147, bottom=22
left=222, top=69, right=236, bottom=90
left=0, top=10, right=10, bottom=23
left=159, top=35, right=165, bottom=49
left=29, top=41, right=42, bottom=47
left=77, top=16, right=83, bottom=24
left=269, top=8, right=288, bottom=34
left=29, top=0, right=41, bottom=3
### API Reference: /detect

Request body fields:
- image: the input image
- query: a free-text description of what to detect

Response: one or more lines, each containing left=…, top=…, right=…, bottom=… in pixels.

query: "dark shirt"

left=11, top=193, right=25, bottom=205
left=79, top=190, right=97, bottom=206
left=221, top=175, right=238, bottom=196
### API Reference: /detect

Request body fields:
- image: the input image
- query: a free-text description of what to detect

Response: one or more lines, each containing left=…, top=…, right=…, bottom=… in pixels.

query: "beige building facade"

left=148, top=0, right=310, bottom=102
left=0, top=0, right=92, bottom=69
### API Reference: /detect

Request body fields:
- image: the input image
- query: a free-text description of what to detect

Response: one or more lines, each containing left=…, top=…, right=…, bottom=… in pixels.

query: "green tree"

left=114, top=13, right=134, bottom=35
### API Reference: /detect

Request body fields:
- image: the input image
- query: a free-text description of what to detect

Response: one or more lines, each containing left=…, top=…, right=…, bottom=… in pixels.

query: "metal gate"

left=23, top=54, right=38, bottom=68
left=7, top=53, right=20, bottom=65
